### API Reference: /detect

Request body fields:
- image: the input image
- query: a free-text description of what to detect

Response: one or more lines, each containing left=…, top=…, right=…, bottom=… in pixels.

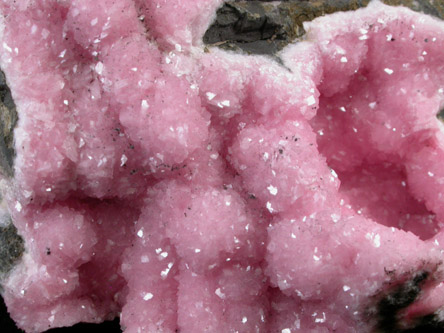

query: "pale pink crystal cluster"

left=1, top=0, right=444, bottom=332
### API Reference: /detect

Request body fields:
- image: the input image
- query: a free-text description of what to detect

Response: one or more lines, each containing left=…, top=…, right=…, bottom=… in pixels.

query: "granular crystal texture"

left=1, top=1, right=444, bottom=332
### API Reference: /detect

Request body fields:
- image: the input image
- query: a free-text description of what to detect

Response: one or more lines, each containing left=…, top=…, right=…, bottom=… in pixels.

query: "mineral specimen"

left=1, top=0, right=444, bottom=332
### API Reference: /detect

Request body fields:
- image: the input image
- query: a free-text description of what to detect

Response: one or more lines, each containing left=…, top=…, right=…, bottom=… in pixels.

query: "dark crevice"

left=0, top=295, right=22, bottom=333
left=370, top=270, right=444, bottom=332
left=401, top=314, right=444, bottom=333
left=437, top=107, right=444, bottom=122
left=375, top=271, right=428, bottom=332
left=46, top=317, right=121, bottom=333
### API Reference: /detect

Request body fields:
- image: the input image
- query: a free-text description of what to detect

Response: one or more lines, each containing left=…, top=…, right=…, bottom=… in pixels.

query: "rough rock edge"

left=0, top=68, right=21, bottom=280
left=203, top=0, right=444, bottom=56
left=0, top=217, right=24, bottom=282
left=0, top=69, right=17, bottom=179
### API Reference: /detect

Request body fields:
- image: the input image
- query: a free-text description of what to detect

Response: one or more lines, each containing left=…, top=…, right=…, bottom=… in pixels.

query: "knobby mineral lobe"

left=1, top=0, right=444, bottom=332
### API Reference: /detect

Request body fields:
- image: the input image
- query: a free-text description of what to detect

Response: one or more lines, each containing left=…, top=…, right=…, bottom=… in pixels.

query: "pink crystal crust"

left=1, top=1, right=444, bottom=332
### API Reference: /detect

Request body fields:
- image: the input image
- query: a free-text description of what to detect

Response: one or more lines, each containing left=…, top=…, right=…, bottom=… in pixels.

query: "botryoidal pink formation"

left=1, top=1, right=444, bottom=332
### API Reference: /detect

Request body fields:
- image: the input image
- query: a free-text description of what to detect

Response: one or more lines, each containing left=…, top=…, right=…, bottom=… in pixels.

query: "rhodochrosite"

left=0, top=0, right=444, bottom=332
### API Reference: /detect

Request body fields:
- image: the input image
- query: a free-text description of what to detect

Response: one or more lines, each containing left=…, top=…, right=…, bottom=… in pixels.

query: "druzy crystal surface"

left=1, top=0, right=444, bottom=332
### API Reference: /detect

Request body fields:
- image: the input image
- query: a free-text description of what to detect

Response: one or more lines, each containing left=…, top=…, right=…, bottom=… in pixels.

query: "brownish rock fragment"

left=204, top=0, right=444, bottom=55
left=0, top=70, right=17, bottom=178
